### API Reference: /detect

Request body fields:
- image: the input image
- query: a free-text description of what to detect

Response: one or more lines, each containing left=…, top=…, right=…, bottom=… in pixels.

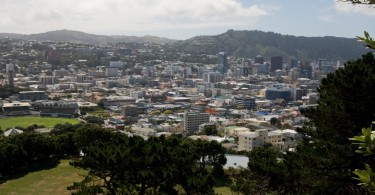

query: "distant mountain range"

left=0, top=29, right=369, bottom=61
left=0, top=29, right=176, bottom=44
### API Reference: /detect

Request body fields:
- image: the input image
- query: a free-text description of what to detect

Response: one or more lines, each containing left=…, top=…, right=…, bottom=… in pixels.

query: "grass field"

left=0, top=116, right=80, bottom=131
left=215, top=186, right=236, bottom=195
left=0, top=160, right=86, bottom=195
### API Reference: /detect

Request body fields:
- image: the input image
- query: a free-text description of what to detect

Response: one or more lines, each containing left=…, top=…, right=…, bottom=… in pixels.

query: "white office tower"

left=6, top=63, right=14, bottom=73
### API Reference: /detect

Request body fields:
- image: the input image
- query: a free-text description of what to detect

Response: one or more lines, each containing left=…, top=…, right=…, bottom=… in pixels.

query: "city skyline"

left=0, top=0, right=374, bottom=40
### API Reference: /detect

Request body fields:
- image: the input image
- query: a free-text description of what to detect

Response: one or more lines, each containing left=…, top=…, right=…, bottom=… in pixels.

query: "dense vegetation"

left=70, top=126, right=226, bottom=194
left=175, top=30, right=368, bottom=61
left=0, top=85, right=23, bottom=99
left=0, top=123, right=86, bottom=179
left=0, top=123, right=227, bottom=194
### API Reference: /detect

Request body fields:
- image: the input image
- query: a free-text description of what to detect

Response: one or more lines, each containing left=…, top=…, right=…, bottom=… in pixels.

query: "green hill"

left=176, top=30, right=368, bottom=61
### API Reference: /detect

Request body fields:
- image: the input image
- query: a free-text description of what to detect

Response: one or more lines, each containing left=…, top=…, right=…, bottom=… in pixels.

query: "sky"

left=0, top=0, right=374, bottom=40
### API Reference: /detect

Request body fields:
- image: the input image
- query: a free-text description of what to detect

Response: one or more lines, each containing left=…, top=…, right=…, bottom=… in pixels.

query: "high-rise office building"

left=289, top=58, right=299, bottom=69
left=183, top=67, right=192, bottom=78
left=270, top=56, right=283, bottom=72
left=6, top=63, right=15, bottom=86
left=300, top=62, right=313, bottom=79
left=295, top=88, right=307, bottom=101
left=218, top=52, right=228, bottom=74
left=203, top=72, right=222, bottom=83
left=6, top=63, right=14, bottom=73
left=254, top=55, right=264, bottom=64
left=8, top=70, right=14, bottom=86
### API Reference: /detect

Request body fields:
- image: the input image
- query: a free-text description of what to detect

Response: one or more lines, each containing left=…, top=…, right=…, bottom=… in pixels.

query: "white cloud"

left=0, top=0, right=277, bottom=38
left=334, top=1, right=375, bottom=16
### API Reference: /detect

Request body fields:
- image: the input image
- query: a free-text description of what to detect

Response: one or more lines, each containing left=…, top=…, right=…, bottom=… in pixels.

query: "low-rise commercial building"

left=238, top=129, right=299, bottom=151
left=40, top=101, right=79, bottom=118
left=2, top=102, right=31, bottom=116
left=101, top=96, right=136, bottom=107
left=18, top=91, right=48, bottom=101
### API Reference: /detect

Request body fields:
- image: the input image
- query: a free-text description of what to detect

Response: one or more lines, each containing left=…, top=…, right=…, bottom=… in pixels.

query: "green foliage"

left=270, top=117, right=277, bottom=126
left=351, top=126, right=375, bottom=194
left=228, top=145, right=282, bottom=194
left=73, top=124, right=112, bottom=149
left=150, top=110, right=161, bottom=116
left=178, top=30, right=367, bottom=61
left=80, top=106, right=103, bottom=112
left=163, top=110, right=173, bottom=115
left=0, top=123, right=92, bottom=179
left=305, top=52, right=375, bottom=140
left=0, top=85, right=23, bottom=99
left=358, top=31, right=375, bottom=50
left=344, top=0, right=375, bottom=4
left=353, top=164, right=375, bottom=194
left=51, top=122, right=83, bottom=135
left=255, top=53, right=375, bottom=194
left=351, top=127, right=375, bottom=155
left=83, top=116, right=104, bottom=125
left=0, top=133, right=60, bottom=177
left=229, top=168, right=276, bottom=195
left=236, top=105, right=244, bottom=110
left=202, top=125, right=218, bottom=136
left=70, top=132, right=227, bottom=194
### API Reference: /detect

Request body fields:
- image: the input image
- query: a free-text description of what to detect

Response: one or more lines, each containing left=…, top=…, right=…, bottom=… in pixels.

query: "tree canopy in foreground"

left=69, top=126, right=227, bottom=195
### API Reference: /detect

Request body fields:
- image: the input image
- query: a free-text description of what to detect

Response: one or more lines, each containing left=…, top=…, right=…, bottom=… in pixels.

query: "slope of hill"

left=0, top=29, right=176, bottom=44
left=0, top=33, right=24, bottom=39
left=176, top=30, right=368, bottom=61
left=26, top=29, right=110, bottom=44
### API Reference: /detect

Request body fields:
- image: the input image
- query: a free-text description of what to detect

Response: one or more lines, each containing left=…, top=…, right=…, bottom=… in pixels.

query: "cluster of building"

left=0, top=36, right=343, bottom=151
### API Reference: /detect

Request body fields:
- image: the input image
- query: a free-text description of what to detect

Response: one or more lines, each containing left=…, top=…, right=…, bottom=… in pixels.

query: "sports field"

left=0, top=160, right=86, bottom=195
left=0, top=116, right=80, bottom=131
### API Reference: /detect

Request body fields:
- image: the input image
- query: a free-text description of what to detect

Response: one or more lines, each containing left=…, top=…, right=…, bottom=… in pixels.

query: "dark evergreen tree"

left=83, top=116, right=104, bottom=125
left=306, top=53, right=375, bottom=139
left=69, top=130, right=227, bottom=195
left=283, top=53, right=375, bottom=194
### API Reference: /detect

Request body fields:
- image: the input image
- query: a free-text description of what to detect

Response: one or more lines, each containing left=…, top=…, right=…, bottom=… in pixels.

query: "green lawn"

left=0, top=160, right=86, bottom=195
left=215, top=187, right=234, bottom=195
left=0, top=116, right=79, bottom=131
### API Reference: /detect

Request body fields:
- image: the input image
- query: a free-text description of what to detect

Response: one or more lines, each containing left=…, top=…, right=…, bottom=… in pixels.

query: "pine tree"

left=287, top=53, right=375, bottom=194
